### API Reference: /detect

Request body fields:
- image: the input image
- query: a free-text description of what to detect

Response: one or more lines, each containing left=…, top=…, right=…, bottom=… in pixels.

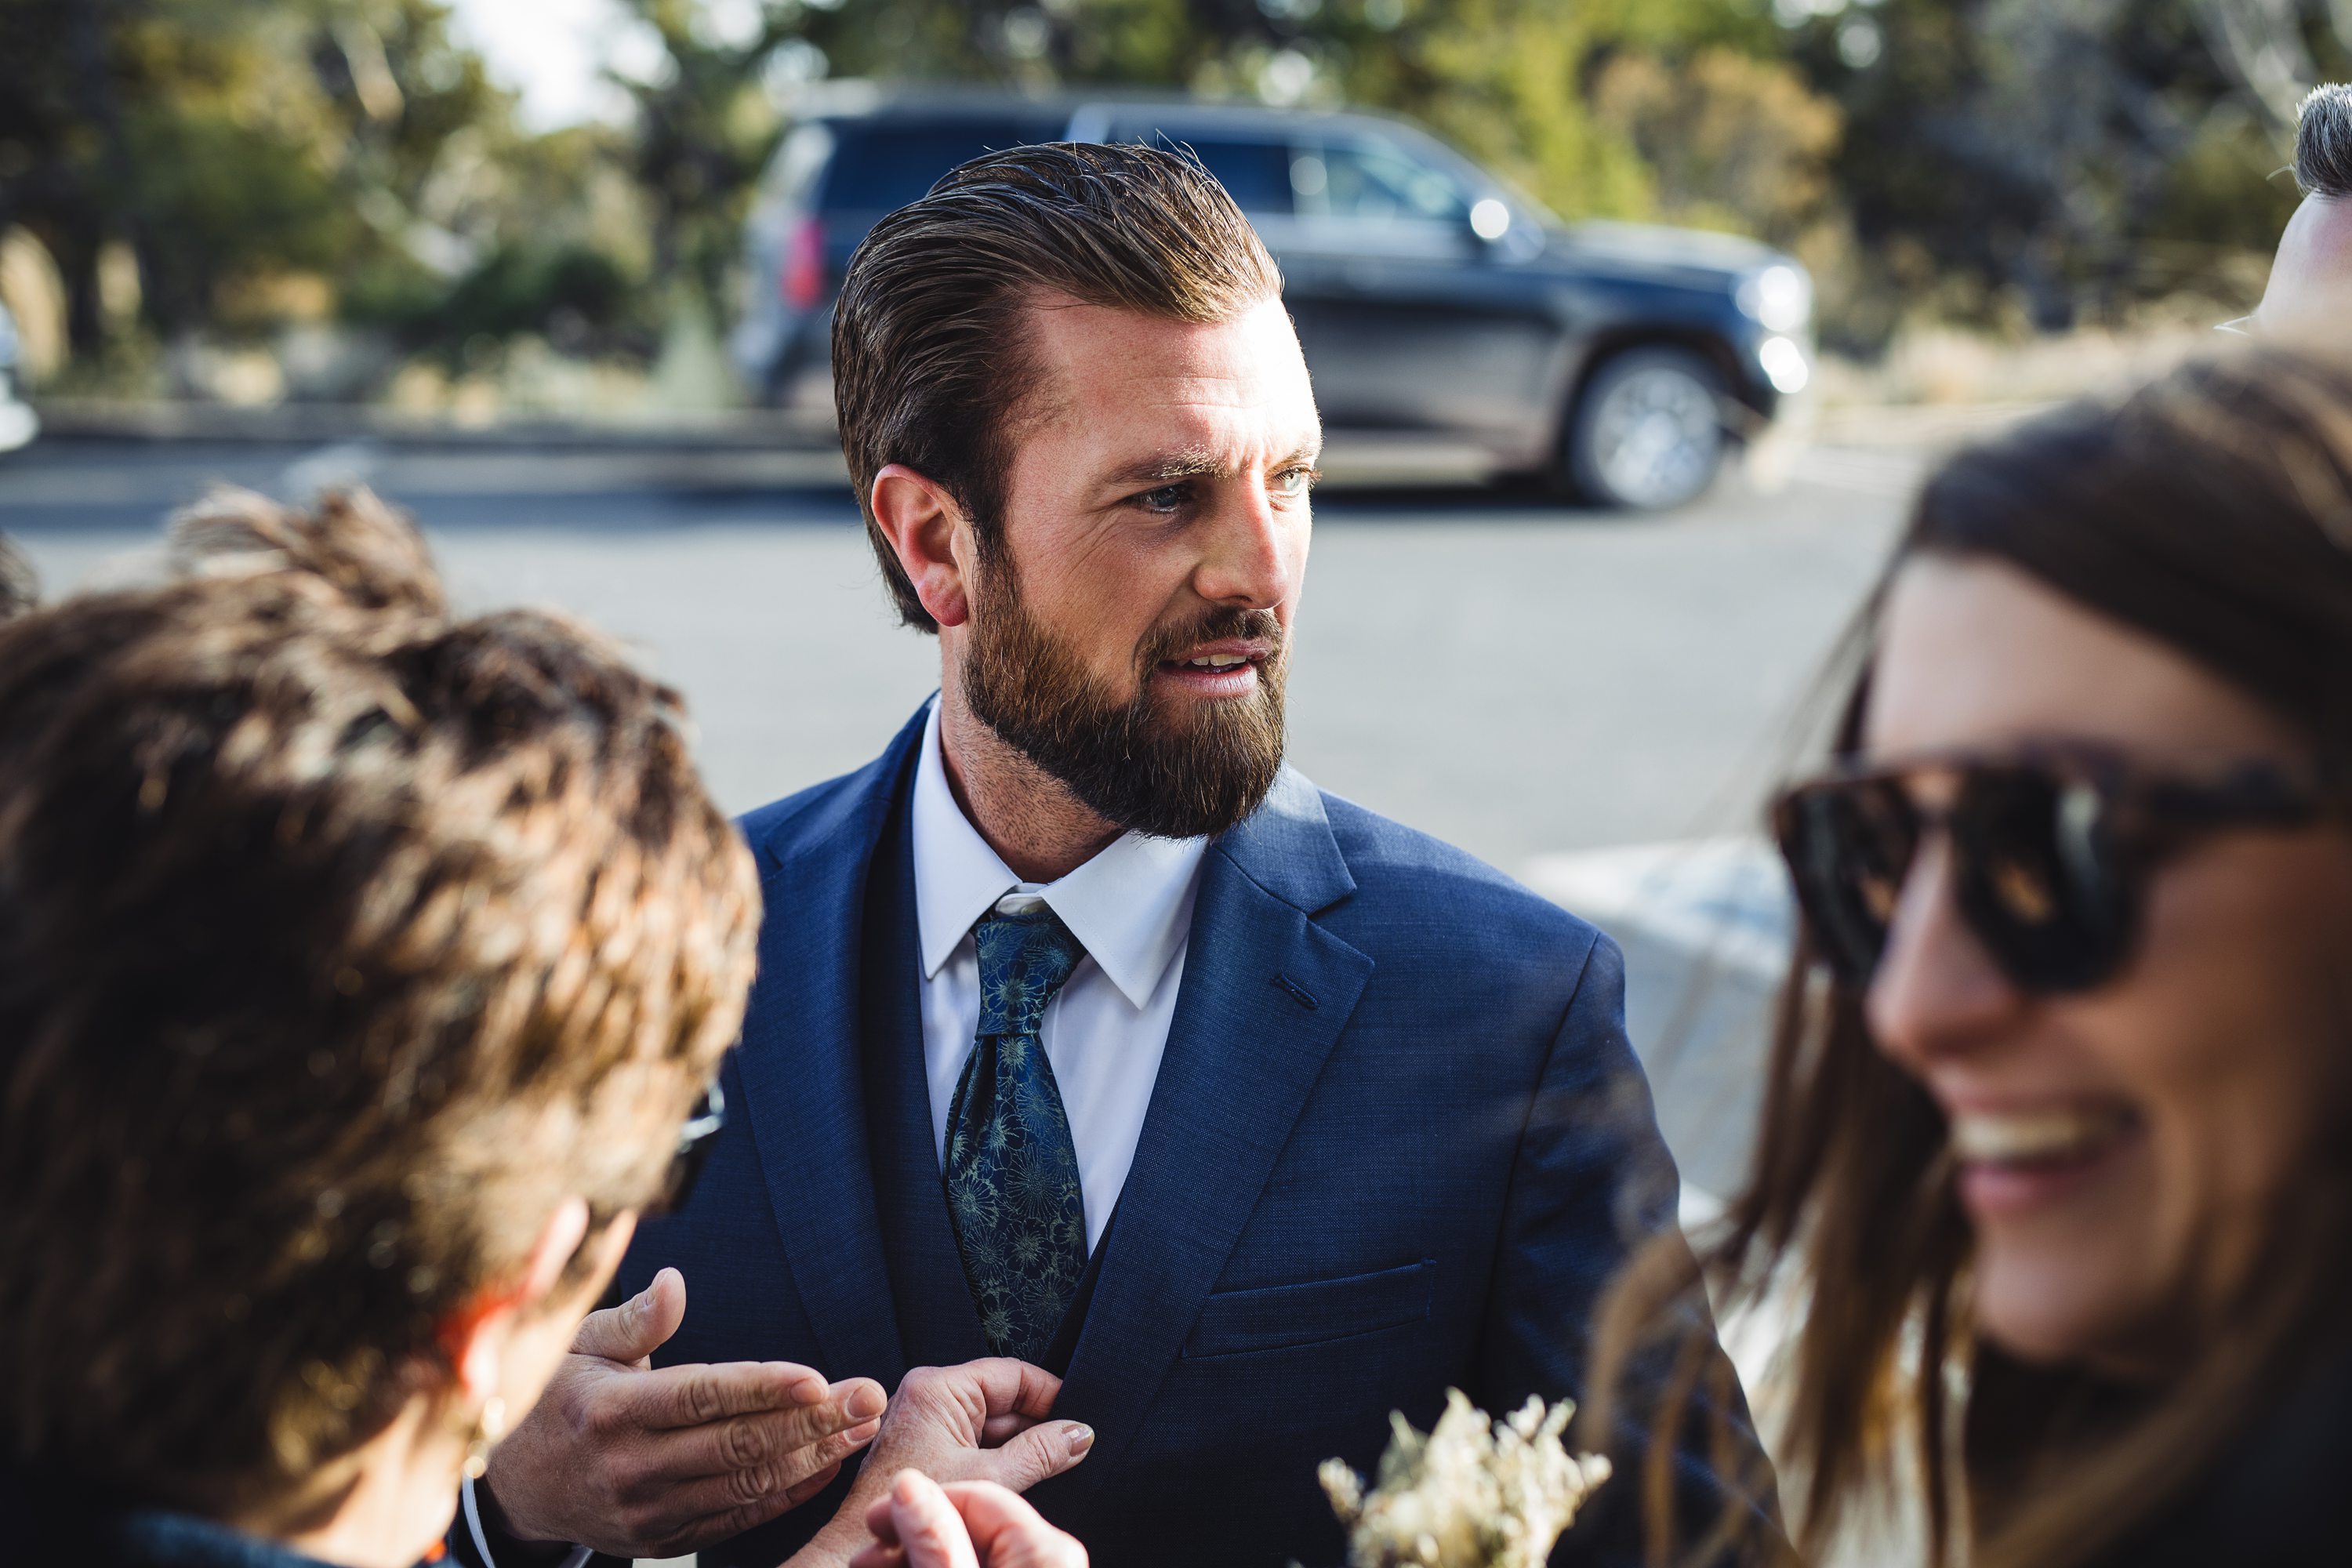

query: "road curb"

left=29, top=399, right=841, bottom=454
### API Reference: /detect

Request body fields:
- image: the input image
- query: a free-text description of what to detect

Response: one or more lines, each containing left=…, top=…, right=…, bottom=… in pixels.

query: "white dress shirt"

left=911, top=699, right=1206, bottom=1252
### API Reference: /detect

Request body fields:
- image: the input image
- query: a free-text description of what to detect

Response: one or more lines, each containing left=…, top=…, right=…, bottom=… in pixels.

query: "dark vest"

left=857, top=780, right=1110, bottom=1378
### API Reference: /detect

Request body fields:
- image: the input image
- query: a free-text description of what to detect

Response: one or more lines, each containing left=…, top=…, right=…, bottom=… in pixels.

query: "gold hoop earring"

left=463, top=1394, right=508, bottom=1481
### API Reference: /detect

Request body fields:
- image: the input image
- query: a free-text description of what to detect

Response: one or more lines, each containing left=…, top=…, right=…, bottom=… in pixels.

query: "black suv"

left=731, top=91, right=1813, bottom=509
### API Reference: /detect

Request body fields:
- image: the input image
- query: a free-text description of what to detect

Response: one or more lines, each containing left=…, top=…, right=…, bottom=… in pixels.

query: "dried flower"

left=1319, top=1389, right=1613, bottom=1568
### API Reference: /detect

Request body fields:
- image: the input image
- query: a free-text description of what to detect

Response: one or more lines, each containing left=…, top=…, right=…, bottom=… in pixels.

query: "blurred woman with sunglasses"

left=1594, top=349, right=2352, bottom=1568
left=0, top=493, right=1083, bottom=1568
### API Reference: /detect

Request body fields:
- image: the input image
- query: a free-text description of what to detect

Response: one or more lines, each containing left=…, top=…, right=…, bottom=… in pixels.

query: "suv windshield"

left=818, top=117, right=1067, bottom=214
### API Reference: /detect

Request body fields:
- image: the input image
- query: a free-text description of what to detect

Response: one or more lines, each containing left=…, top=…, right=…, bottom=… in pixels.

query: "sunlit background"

left=2, top=0, right=2342, bottom=1257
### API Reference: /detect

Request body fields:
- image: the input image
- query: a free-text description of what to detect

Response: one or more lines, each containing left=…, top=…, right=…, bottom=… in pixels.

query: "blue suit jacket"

left=610, top=706, right=1769, bottom=1567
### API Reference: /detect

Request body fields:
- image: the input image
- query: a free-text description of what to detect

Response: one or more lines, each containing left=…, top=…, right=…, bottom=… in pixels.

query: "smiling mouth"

left=1949, top=1103, right=2142, bottom=1172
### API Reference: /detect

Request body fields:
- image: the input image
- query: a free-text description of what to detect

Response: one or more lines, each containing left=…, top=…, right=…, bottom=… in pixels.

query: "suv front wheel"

left=1561, top=346, right=1727, bottom=510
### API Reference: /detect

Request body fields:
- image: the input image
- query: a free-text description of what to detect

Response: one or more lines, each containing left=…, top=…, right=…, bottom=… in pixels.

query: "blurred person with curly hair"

left=0, top=491, right=1087, bottom=1568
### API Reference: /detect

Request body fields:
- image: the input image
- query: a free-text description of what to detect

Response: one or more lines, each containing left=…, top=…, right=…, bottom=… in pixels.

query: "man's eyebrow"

left=1100, top=449, right=1227, bottom=487
left=1098, top=444, right=1325, bottom=488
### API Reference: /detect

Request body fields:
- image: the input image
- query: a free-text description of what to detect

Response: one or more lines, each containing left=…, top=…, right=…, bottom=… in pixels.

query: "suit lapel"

left=731, top=706, right=930, bottom=1387
left=1054, top=769, right=1372, bottom=1476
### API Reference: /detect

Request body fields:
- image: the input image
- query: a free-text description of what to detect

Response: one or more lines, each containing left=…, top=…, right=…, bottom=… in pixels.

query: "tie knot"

left=972, top=906, right=1087, bottom=1039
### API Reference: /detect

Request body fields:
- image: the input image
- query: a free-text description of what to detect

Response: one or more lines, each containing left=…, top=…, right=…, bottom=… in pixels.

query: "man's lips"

left=1157, top=637, right=1272, bottom=671
left=1152, top=638, right=1272, bottom=695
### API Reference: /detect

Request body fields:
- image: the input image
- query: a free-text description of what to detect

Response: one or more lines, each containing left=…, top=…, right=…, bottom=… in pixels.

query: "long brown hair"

left=1592, top=347, right=2352, bottom=1567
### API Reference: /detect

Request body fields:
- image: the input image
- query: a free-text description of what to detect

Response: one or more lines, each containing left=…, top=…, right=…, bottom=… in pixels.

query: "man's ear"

left=441, top=1197, right=615, bottom=1403
left=870, top=464, right=975, bottom=630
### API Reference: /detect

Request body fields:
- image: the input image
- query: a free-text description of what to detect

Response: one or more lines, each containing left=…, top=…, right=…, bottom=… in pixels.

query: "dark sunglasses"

left=1771, top=748, right=2322, bottom=993
left=645, top=1078, right=726, bottom=1218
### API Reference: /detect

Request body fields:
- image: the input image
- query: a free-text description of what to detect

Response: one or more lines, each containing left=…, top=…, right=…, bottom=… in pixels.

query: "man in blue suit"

left=463, top=143, right=1769, bottom=1568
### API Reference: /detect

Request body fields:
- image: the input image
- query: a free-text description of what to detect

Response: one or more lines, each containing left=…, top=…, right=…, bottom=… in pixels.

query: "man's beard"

left=961, top=565, right=1288, bottom=840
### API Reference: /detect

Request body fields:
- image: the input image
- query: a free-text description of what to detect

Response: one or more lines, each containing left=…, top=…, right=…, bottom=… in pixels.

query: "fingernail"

left=848, top=1385, right=886, bottom=1420
left=1067, top=1424, right=1094, bottom=1456
left=789, top=1377, right=827, bottom=1406
left=847, top=1419, right=880, bottom=1444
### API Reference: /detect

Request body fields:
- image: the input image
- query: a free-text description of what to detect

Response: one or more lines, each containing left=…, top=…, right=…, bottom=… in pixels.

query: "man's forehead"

left=1023, top=296, right=1308, bottom=401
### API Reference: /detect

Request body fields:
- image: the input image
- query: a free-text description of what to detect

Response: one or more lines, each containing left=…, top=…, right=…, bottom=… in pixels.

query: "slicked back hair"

left=832, top=140, right=1283, bottom=631
left=2296, top=82, right=2352, bottom=198
left=0, top=488, right=760, bottom=1512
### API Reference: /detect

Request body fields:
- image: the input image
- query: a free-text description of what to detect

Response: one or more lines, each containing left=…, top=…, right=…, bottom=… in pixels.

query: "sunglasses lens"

left=1777, top=778, right=1918, bottom=982
left=1952, top=770, right=2130, bottom=991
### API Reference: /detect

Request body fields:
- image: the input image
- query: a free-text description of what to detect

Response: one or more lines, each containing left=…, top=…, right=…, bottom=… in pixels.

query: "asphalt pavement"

left=1, top=429, right=1930, bottom=1197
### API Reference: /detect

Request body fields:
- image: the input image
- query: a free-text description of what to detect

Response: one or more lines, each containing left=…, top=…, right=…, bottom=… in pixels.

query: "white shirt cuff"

left=461, top=1472, right=593, bottom=1568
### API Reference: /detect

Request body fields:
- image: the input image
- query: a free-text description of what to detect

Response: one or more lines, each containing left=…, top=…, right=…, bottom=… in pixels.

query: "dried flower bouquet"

left=1319, top=1389, right=1613, bottom=1568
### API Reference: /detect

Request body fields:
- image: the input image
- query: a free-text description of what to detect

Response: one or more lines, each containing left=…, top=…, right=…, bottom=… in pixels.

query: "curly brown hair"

left=0, top=488, right=760, bottom=1512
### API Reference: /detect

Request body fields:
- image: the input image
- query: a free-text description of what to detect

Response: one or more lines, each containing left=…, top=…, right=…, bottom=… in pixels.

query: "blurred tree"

left=1592, top=47, right=1842, bottom=245
left=7, top=0, right=2336, bottom=387
left=1779, top=0, right=2310, bottom=345
left=765, top=0, right=1786, bottom=223
left=2190, top=0, right=2352, bottom=129
left=604, top=0, right=799, bottom=314
left=0, top=0, right=542, bottom=357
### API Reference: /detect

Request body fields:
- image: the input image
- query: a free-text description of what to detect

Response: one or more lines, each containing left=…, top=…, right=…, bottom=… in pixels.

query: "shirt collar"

left=910, top=699, right=1207, bottom=1010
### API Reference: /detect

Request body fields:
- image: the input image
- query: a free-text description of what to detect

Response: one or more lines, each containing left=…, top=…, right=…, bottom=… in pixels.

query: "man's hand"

left=483, top=1268, right=887, bottom=1559
left=800, top=1359, right=1094, bottom=1564
left=848, top=1474, right=1087, bottom=1568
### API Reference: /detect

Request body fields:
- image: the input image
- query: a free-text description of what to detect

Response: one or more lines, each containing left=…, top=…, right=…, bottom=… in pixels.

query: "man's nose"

left=1864, top=834, right=2027, bottom=1073
left=1192, top=478, right=1301, bottom=612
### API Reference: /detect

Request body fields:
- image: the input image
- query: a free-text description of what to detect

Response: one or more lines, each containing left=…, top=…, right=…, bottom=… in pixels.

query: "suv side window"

left=1103, top=126, right=1298, bottom=216
left=1171, top=138, right=1297, bottom=216
left=1300, top=137, right=1470, bottom=227
left=818, top=118, right=1066, bottom=216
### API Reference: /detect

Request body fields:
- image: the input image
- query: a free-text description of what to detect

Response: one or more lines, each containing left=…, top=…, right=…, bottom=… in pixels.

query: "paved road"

left=2, top=433, right=1928, bottom=1194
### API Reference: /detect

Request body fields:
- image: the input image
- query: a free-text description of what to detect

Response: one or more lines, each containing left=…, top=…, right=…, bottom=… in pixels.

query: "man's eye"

left=1135, top=485, right=1189, bottom=513
left=1274, top=466, right=1319, bottom=497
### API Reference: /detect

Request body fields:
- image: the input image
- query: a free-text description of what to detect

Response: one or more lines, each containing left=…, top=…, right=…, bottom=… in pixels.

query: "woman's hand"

left=848, top=1472, right=1087, bottom=1568
left=796, top=1359, right=1092, bottom=1565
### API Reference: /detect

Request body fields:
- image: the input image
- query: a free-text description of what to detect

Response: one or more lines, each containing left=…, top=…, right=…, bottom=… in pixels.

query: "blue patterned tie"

left=944, top=905, right=1090, bottom=1363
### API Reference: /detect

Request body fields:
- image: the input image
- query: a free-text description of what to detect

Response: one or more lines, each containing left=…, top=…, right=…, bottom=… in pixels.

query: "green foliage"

left=1592, top=49, right=1842, bottom=245
left=346, top=241, right=641, bottom=359
left=0, top=0, right=2328, bottom=379
left=772, top=0, right=1791, bottom=223
left=1785, top=0, right=2302, bottom=346
left=604, top=0, right=795, bottom=314
left=119, top=109, right=357, bottom=318
left=0, top=0, right=644, bottom=361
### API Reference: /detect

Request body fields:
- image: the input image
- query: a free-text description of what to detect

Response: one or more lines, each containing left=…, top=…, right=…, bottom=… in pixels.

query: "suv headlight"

left=1737, top=263, right=1813, bottom=334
